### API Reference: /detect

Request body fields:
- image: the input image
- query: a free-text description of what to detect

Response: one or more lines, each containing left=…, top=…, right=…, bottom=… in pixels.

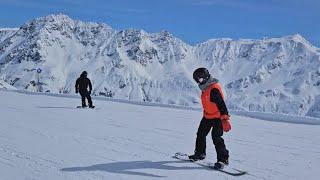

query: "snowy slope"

left=0, top=79, right=16, bottom=90
left=0, top=90, right=320, bottom=180
left=0, top=14, right=319, bottom=118
left=0, top=28, right=18, bottom=42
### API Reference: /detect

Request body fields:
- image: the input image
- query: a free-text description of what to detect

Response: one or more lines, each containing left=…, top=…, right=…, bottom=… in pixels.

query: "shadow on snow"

left=37, top=106, right=75, bottom=109
left=61, top=160, right=202, bottom=178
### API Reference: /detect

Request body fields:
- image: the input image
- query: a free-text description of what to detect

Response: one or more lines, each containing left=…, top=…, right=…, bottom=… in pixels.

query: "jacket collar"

left=198, top=76, right=219, bottom=91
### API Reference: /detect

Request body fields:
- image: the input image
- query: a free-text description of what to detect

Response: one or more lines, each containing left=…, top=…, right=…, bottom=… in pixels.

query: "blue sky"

left=0, top=0, right=319, bottom=46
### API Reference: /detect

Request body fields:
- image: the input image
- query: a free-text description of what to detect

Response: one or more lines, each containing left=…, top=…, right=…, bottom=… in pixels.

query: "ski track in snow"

left=0, top=90, right=320, bottom=180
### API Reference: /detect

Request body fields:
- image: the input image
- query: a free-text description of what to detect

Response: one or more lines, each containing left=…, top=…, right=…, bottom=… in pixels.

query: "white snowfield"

left=0, top=90, right=320, bottom=180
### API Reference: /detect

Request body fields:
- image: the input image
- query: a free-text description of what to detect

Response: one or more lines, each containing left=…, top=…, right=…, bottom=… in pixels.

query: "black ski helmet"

left=193, top=67, right=210, bottom=85
left=81, top=71, right=88, bottom=77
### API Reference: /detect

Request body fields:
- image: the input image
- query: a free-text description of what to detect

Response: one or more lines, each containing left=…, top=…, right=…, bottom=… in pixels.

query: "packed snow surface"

left=0, top=90, right=319, bottom=180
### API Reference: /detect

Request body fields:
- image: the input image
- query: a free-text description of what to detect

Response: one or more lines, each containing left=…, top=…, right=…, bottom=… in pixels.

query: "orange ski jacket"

left=201, top=83, right=225, bottom=119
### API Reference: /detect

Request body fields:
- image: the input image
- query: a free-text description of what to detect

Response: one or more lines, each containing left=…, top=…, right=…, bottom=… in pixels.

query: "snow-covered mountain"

left=0, top=28, right=18, bottom=42
left=0, top=14, right=319, bottom=117
left=0, top=78, right=16, bottom=90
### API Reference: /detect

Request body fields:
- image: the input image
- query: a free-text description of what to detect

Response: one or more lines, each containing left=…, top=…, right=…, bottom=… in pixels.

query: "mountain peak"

left=290, top=33, right=305, bottom=40
left=283, top=34, right=311, bottom=45
left=284, top=33, right=301, bottom=41
left=18, top=13, right=75, bottom=35
left=158, top=30, right=172, bottom=37
left=40, top=13, right=73, bottom=23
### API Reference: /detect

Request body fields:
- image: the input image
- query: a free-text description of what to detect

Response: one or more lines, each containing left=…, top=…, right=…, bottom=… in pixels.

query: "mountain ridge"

left=0, top=14, right=319, bottom=117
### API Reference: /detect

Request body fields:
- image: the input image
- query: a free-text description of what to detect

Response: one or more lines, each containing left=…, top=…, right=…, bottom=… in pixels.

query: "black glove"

left=75, top=89, right=78, bottom=94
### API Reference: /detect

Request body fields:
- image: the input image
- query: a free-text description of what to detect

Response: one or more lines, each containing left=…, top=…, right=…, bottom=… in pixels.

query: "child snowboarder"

left=189, top=67, right=231, bottom=169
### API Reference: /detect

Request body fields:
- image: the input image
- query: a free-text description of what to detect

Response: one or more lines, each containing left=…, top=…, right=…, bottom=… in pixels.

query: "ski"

left=173, top=152, right=247, bottom=176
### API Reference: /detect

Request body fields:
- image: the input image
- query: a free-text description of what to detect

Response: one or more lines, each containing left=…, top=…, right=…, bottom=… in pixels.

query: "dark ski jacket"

left=210, top=88, right=229, bottom=116
left=75, top=74, right=92, bottom=93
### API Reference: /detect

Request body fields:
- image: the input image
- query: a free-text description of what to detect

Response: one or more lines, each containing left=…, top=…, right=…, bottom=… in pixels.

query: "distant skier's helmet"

left=81, top=71, right=88, bottom=77
left=193, top=68, right=210, bottom=85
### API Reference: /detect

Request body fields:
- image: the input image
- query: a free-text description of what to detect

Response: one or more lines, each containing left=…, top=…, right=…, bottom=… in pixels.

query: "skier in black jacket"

left=75, top=71, right=94, bottom=108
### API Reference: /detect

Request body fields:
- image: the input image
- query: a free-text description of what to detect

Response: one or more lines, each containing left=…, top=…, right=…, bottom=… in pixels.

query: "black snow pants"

left=194, top=117, right=229, bottom=162
left=79, top=91, right=93, bottom=107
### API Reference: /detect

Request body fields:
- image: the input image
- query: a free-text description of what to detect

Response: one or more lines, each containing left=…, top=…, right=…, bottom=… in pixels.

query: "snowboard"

left=76, top=106, right=96, bottom=109
left=173, top=152, right=247, bottom=176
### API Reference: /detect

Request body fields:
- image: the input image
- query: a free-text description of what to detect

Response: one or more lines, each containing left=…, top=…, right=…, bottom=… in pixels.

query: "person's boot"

left=188, top=153, right=206, bottom=161
left=213, top=159, right=229, bottom=170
